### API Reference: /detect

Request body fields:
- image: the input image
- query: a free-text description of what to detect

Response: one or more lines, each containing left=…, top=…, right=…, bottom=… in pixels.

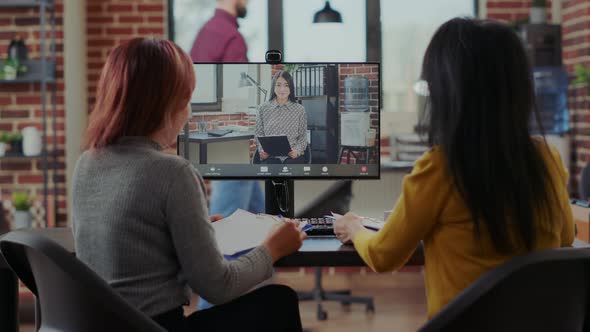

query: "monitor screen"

left=177, top=63, right=380, bottom=179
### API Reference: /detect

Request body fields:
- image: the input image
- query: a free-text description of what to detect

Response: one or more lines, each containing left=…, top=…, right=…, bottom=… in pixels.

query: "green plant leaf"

left=0, top=131, right=9, bottom=143
left=7, top=132, right=22, bottom=142
left=574, top=64, right=590, bottom=85
left=12, top=191, right=31, bottom=211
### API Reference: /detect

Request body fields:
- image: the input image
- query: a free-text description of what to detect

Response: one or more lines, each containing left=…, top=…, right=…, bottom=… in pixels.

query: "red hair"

left=85, top=37, right=195, bottom=149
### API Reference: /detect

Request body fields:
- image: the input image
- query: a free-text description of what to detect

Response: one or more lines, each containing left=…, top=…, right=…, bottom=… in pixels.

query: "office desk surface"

left=10, top=228, right=590, bottom=266
left=178, top=131, right=255, bottom=144
left=18, top=227, right=424, bottom=267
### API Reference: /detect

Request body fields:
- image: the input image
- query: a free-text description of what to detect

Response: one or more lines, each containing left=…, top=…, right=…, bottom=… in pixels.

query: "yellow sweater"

left=353, top=144, right=575, bottom=318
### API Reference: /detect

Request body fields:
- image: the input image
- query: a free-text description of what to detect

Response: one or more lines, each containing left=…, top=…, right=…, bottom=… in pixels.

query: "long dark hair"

left=420, top=18, right=560, bottom=253
left=269, top=70, right=297, bottom=103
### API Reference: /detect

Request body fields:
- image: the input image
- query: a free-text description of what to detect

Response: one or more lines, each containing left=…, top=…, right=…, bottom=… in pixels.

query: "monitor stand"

left=265, top=179, right=375, bottom=320
left=265, top=179, right=295, bottom=217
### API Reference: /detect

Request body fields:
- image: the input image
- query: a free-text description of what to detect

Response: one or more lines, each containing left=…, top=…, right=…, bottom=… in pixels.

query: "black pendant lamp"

left=313, top=1, right=342, bottom=23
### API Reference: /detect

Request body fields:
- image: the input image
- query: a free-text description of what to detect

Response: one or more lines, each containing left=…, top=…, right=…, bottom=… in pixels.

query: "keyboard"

left=296, top=217, right=335, bottom=237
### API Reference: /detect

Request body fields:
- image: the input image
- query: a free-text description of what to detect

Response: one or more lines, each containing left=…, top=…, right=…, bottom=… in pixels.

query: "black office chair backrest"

left=420, top=247, right=590, bottom=332
left=295, top=180, right=352, bottom=218
left=0, top=231, right=166, bottom=332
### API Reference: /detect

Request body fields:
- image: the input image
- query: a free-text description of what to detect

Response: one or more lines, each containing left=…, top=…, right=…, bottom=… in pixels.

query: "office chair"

left=420, top=247, right=590, bottom=332
left=0, top=231, right=166, bottom=332
left=294, top=180, right=375, bottom=320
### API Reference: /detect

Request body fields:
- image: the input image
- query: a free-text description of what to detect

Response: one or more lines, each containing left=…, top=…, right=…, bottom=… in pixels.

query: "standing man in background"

left=190, top=0, right=265, bottom=310
left=191, top=0, right=249, bottom=62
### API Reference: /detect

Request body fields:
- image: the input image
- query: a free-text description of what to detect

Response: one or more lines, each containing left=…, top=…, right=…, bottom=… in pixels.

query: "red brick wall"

left=0, top=1, right=167, bottom=228
left=487, top=0, right=553, bottom=22
left=486, top=1, right=590, bottom=195
left=86, top=0, right=167, bottom=110
left=0, top=1, right=66, bottom=226
left=563, top=0, right=590, bottom=195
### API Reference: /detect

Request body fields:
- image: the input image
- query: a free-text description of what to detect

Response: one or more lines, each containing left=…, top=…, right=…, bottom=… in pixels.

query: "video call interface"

left=178, top=63, right=380, bottom=179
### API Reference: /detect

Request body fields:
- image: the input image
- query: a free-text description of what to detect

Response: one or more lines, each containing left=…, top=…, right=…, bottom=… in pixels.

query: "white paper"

left=211, top=209, right=308, bottom=255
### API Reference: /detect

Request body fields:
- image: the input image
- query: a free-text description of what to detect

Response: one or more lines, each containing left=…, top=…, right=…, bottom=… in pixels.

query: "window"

left=191, top=63, right=267, bottom=113
left=171, top=0, right=268, bottom=61
left=191, top=64, right=222, bottom=112
left=283, top=0, right=366, bottom=62
left=380, top=0, right=475, bottom=112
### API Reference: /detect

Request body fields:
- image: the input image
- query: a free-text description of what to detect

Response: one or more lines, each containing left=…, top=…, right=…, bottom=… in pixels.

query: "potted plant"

left=574, top=64, right=590, bottom=86
left=2, top=57, right=18, bottom=80
left=12, top=191, right=32, bottom=229
left=0, top=131, right=9, bottom=157
left=7, top=131, right=23, bottom=155
left=530, top=0, right=547, bottom=24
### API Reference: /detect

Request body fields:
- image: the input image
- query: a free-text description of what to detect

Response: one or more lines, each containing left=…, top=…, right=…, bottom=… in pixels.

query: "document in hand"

left=211, top=209, right=308, bottom=256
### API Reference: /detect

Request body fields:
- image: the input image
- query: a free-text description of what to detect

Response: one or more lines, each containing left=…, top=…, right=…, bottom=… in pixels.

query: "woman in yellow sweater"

left=334, top=17, right=575, bottom=319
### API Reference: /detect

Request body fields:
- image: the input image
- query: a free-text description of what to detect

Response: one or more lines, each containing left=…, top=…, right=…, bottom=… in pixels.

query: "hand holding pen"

left=262, top=214, right=307, bottom=263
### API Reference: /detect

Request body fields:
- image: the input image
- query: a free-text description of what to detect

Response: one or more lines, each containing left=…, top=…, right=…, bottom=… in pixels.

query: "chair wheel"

left=366, top=303, right=375, bottom=313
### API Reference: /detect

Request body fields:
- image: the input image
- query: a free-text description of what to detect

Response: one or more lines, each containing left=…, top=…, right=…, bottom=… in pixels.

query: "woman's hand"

left=333, top=212, right=365, bottom=244
left=288, top=150, right=299, bottom=159
left=263, top=219, right=307, bottom=262
left=260, top=151, right=270, bottom=160
left=209, top=214, right=223, bottom=223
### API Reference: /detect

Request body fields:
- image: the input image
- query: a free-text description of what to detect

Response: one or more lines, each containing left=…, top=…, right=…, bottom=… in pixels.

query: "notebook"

left=257, top=135, right=291, bottom=156
left=211, top=209, right=310, bottom=256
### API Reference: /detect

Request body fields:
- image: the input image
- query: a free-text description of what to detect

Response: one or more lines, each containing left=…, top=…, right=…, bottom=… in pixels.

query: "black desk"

left=178, top=131, right=255, bottom=164
left=276, top=236, right=424, bottom=267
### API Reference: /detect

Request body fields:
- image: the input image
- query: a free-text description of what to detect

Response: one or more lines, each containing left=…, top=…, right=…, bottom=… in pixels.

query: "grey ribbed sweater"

left=72, top=136, right=273, bottom=317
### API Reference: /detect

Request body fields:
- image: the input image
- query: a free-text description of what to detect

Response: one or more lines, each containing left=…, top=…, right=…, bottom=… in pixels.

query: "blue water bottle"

left=531, top=67, right=569, bottom=135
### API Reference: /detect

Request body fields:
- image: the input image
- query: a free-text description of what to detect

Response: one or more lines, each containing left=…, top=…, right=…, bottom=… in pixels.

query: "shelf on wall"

left=0, top=153, right=42, bottom=159
left=0, top=0, right=53, bottom=8
left=0, top=60, right=55, bottom=84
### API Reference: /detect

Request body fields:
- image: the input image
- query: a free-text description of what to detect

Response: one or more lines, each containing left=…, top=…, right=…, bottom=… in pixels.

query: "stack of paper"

left=211, top=209, right=308, bottom=256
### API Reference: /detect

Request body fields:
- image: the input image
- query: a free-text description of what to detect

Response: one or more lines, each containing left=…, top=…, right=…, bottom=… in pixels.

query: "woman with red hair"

left=73, top=37, right=305, bottom=332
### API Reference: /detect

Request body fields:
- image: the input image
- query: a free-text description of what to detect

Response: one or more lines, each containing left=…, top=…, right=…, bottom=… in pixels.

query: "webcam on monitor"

left=265, top=50, right=282, bottom=63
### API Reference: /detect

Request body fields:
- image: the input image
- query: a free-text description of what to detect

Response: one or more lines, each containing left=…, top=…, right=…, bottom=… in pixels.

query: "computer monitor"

left=178, top=62, right=380, bottom=180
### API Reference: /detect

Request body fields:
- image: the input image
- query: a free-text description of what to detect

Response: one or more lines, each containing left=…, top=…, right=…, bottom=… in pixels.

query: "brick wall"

left=0, top=1, right=66, bottom=227
left=562, top=0, right=590, bottom=196
left=0, top=0, right=167, bottom=228
left=487, top=1, right=590, bottom=196
left=86, top=0, right=167, bottom=110
left=487, top=0, right=553, bottom=22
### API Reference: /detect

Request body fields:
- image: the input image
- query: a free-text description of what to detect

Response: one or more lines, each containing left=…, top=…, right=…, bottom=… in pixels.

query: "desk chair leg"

left=296, top=267, right=375, bottom=321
